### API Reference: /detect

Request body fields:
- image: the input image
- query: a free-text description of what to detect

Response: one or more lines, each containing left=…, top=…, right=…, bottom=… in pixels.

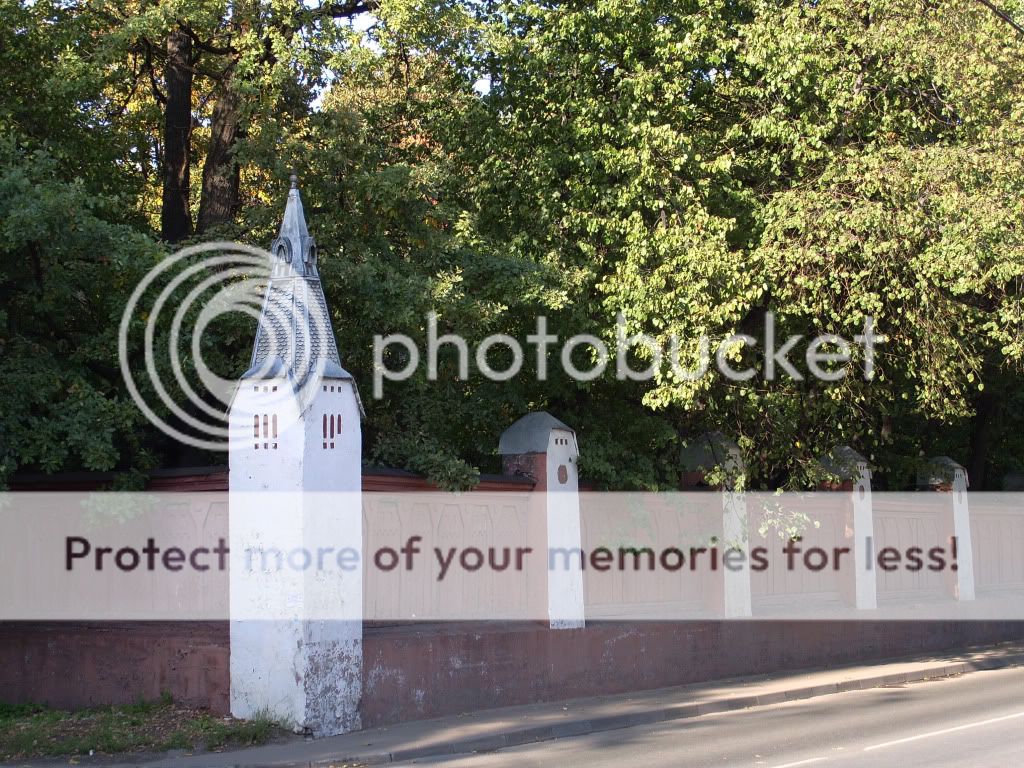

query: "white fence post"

left=681, top=431, right=752, bottom=618
left=499, top=412, right=585, bottom=629
left=820, top=446, right=877, bottom=610
left=922, top=457, right=976, bottom=601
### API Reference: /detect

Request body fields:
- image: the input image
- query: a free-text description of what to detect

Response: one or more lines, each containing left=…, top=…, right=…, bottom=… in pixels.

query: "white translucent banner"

left=0, top=492, right=1022, bottom=620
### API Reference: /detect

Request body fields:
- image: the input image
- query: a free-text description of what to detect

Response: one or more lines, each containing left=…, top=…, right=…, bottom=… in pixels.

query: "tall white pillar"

left=229, top=179, right=363, bottom=736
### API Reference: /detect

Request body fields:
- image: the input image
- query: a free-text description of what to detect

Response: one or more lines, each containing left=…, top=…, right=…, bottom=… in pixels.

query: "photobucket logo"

left=372, top=313, right=885, bottom=398
left=117, top=242, right=328, bottom=451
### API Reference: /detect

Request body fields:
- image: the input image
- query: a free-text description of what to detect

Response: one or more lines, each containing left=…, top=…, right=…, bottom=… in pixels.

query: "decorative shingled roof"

left=498, top=412, right=576, bottom=455
left=244, top=177, right=351, bottom=387
left=817, top=445, right=870, bottom=481
left=680, top=431, right=744, bottom=476
left=918, top=456, right=969, bottom=488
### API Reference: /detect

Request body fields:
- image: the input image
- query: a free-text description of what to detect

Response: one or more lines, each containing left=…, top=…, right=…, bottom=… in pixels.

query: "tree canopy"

left=2, top=0, right=1023, bottom=490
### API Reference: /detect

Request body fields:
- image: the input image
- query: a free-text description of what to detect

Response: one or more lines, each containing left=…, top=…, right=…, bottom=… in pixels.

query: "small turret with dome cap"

left=243, top=175, right=354, bottom=397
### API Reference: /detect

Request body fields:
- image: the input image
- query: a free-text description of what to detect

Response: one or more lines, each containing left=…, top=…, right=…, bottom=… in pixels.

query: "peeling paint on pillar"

left=228, top=180, right=363, bottom=737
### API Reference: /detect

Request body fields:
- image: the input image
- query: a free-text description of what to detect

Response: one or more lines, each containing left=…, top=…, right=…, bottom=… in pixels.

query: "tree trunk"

left=968, top=388, right=1002, bottom=490
left=196, top=74, right=243, bottom=234
left=161, top=28, right=194, bottom=243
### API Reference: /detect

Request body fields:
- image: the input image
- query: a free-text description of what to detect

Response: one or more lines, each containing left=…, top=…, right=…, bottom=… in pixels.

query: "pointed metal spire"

left=273, top=176, right=315, bottom=278
left=243, top=178, right=359, bottom=408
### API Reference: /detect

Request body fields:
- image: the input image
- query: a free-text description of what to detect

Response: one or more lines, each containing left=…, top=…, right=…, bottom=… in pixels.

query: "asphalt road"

left=400, top=665, right=1024, bottom=768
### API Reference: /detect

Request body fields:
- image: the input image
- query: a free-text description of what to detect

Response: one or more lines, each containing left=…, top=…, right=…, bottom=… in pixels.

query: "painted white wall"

left=546, top=428, right=585, bottom=629
left=299, top=380, right=362, bottom=734
left=229, top=383, right=304, bottom=728
left=229, top=378, right=363, bottom=736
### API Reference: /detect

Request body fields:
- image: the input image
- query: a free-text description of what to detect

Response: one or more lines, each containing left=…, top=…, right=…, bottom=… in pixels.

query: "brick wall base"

left=0, top=622, right=229, bottom=713
left=359, top=620, right=1024, bottom=727
left=1, top=620, right=1021, bottom=725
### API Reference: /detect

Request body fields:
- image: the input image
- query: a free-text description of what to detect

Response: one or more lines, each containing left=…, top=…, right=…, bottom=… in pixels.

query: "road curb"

left=300, top=651, right=1024, bottom=766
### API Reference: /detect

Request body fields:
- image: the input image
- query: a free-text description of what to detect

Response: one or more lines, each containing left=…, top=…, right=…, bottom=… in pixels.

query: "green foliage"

left=0, top=697, right=282, bottom=760
left=0, top=137, right=165, bottom=486
left=2, top=0, right=1023, bottom=489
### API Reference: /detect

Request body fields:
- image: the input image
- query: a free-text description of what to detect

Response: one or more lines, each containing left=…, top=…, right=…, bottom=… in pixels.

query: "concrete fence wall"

left=874, top=497, right=948, bottom=600
left=972, top=501, right=1024, bottom=593
left=363, top=490, right=539, bottom=623
left=4, top=432, right=1024, bottom=729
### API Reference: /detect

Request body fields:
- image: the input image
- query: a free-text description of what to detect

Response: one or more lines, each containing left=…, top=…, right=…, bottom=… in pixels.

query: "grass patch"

left=0, top=696, right=286, bottom=760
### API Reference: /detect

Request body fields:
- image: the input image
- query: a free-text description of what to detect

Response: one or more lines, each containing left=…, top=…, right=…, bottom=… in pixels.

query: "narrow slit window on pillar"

left=254, top=413, right=278, bottom=450
left=321, top=414, right=343, bottom=450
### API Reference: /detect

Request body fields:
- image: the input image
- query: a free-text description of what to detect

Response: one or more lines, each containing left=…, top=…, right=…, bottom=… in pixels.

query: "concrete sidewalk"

left=24, top=642, right=1024, bottom=768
